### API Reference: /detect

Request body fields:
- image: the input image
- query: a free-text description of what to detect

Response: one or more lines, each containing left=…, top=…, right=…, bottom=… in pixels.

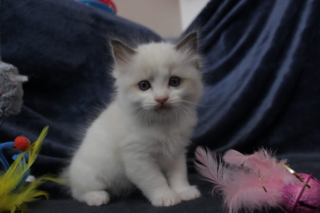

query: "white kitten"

left=63, top=32, right=203, bottom=207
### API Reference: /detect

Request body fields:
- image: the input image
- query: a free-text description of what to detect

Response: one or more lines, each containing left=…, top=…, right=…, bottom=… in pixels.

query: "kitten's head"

left=110, top=32, right=203, bottom=122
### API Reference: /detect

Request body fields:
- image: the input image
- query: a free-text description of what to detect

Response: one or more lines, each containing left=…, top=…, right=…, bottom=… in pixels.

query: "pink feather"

left=195, top=147, right=299, bottom=213
left=223, top=149, right=247, bottom=166
left=224, top=149, right=285, bottom=176
left=194, top=146, right=228, bottom=192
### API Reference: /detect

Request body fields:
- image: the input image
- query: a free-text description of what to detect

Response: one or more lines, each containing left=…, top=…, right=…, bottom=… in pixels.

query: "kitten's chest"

left=147, top=128, right=189, bottom=156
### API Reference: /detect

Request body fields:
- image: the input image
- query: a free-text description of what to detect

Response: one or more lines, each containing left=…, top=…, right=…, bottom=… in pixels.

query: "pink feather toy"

left=195, top=147, right=320, bottom=213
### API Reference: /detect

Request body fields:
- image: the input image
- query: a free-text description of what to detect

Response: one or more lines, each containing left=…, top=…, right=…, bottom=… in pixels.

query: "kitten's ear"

left=175, top=31, right=198, bottom=54
left=110, top=40, right=136, bottom=65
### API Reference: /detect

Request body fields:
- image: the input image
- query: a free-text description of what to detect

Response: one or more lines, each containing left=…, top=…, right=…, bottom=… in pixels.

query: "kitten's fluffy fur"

left=63, top=32, right=203, bottom=207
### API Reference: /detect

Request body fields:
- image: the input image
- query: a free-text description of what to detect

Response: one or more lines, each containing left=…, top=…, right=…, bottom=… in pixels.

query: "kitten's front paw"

left=178, top=186, right=201, bottom=201
left=151, top=191, right=181, bottom=207
left=84, top=191, right=110, bottom=206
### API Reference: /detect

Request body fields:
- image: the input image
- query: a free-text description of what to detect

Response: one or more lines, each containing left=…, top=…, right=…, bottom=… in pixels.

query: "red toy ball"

left=14, top=136, right=30, bottom=150
left=97, top=0, right=116, bottom=12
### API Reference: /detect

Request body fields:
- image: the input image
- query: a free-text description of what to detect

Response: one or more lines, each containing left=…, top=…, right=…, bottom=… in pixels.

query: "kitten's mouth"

left=154, top=104, right=172, bottom=112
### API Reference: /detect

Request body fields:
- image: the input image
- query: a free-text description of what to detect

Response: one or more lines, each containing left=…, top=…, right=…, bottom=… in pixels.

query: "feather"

left=224, top=148, right=290, bottom=177
left=195, top=146, right=228, bottom=192
left=195, top=147, right=299, bottom=213
left=223, top=149, right=272, bottom=171
left=223, top=149, right=247, bottom=166
left=0, top=127, right=62, bottom=213
left=0, top=177, right=49, bottom=213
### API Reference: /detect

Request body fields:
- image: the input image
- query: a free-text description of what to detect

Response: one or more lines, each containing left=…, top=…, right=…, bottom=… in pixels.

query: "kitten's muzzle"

left=154, top=102, right=172, bottom=111
left=155, top=97, right=168, bottom=104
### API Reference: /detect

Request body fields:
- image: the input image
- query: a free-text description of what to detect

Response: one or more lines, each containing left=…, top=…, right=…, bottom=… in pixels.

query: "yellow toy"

left=0, top=127, right=60, bottom=213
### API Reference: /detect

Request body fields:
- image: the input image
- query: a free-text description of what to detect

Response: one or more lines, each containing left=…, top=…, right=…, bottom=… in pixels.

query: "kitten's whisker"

left=180, top=105, right=211, bottom=129
left=173, top=108, right=179, bottom=128
left=180, top=100, right=217, bottom=108
left=179, top=100, right=197, bottom=106
left=134, top=108, right=149, bottom=125
left=148, top=111, right=153, bottom=126
left=144, top=110, right=149, bottom=126
left=131, top=105, right=143, bottom=112
left=176, top=105, right=186, bottom=121
left=134, top=110, right=143, bottom=122
left=179, top=105, right=199, bottom=123
left=142, top=110, right=150, bottom=126
left=179, top=104, right=196, bottom=116
left=140, top=110, right=146, bottom=125
left=146, top=110, right=149, bottom=126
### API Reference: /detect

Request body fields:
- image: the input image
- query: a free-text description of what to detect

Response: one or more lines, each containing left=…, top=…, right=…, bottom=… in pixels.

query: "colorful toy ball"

left=14, top=136, right=30, bottom=151
left=74, top=0, right=117, bottom=14
left=282, top=173, right=320, bottom=213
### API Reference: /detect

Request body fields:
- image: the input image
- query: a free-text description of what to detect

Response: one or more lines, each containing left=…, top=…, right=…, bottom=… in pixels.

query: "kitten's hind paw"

left=178, top=185, right=201, bottom=201
left=151, top=191, right=181, bottom=207
left=84, top=191, right=110, bottom=206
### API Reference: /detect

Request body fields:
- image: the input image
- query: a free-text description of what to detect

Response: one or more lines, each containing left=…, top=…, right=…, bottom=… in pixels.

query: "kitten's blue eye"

left=169, top=77, right=180, bottom=87
left=138, top=81, right=151, bottom=91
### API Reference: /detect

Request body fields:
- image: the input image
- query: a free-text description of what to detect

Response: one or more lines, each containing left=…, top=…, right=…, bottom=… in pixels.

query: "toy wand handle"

left=0, top=142, right=14, bottom=170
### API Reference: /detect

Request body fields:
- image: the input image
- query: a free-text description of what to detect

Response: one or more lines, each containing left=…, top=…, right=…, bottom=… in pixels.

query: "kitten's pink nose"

left=155, top=97, right=168, bottom=104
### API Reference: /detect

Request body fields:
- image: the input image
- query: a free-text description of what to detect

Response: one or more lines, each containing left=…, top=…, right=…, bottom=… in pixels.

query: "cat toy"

left=0, top=11, right=57, bottom=212
left=0, top=127, right=59, bottom=213
left=0, top=8, right=28, bottom=121
left=74, top=0, right=117, bottom=14
left=195, top=147, right=320, bottom=213
left=0, top=61, right=28, bottom=119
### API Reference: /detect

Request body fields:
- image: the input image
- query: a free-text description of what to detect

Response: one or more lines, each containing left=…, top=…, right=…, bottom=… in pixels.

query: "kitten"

left=63, top=32, right=203, bottom=207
